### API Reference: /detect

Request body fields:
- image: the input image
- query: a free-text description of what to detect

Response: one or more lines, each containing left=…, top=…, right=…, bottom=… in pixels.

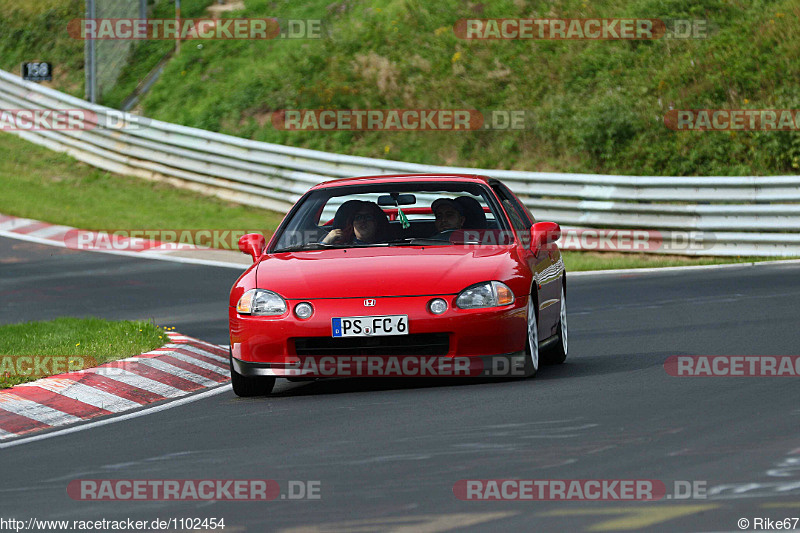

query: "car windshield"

left=270, top=181, right=513, bottom=252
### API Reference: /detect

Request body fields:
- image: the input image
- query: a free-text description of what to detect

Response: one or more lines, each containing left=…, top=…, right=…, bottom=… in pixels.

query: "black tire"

left=230, top=352, right=275, bottom=397
left=541, top=285, right=568, bottom=365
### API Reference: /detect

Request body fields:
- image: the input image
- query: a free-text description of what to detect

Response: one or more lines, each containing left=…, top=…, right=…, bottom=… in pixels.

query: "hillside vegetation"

left=1, top=0, right=798, bottom=177
left=134, top=0, right=800, bottom=176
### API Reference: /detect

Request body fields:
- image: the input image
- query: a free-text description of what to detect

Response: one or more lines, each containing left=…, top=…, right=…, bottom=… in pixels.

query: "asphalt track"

left=2, top=234, right=800, bottom=532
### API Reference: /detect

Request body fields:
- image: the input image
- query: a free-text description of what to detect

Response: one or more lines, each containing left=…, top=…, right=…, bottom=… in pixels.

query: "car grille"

left=293, top=333, right=449, bottom=356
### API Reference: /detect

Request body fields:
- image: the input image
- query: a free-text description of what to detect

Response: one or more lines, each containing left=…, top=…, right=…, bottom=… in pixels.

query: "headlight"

left=236, top=289, right=287, bottom=316
left=456, top=281, right=515, bottom=309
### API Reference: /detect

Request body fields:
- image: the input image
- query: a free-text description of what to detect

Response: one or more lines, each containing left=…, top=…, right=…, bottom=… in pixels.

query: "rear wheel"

left=524, top=295, right=539, bottom=378
left=230, top=351, right=275, bottom=397
left=542, top=285, right=568, bottom=365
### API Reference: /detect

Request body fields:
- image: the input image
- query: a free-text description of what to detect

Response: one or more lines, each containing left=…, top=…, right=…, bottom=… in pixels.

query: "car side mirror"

left=238, top=233, right=266, bottom=262
left=531, top=222, right=561, bottom=255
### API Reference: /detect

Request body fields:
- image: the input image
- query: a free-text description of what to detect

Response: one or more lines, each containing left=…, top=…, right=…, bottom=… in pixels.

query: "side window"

left=492, top=183, right=530, bottom=231
left=492, top=182, right=533, bottom=246
left=503, top=199, right=528, bottom=231
left=520, top=203, right=535, bottom=224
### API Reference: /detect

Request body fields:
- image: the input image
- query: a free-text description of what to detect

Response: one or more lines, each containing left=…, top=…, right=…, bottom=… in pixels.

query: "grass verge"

left=0, top=132, right=283, bottom=234
left=0, top=317, right=168, bottom=389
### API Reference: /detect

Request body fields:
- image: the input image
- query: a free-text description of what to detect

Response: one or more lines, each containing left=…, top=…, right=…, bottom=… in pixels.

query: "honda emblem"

left=364, top=299, right=376, bottom=307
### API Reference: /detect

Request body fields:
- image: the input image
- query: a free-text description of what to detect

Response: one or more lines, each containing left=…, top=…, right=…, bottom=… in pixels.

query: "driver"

left=431, top=198, right=466, bottom=235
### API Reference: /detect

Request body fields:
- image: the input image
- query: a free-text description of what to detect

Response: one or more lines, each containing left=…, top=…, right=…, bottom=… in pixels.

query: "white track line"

left=0, top=384, right=231, bottom=449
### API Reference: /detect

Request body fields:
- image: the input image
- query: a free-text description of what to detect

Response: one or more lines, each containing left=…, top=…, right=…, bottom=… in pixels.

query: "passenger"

left=454, top=196, right=487, bottom=229
left=321, top=200, right=390, bottom=245
left=431, top=198, right=466, bottom=237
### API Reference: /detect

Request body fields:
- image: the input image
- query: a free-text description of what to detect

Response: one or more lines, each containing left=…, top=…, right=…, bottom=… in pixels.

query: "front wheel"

left=230, top=351, right=275, bottom=397
left=523, top=295, right=539, bottom=378
left=542, top=285, right=568, bottom=365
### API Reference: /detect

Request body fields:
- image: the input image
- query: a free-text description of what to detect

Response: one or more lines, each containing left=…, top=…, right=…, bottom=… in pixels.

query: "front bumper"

left=230, top=294, right=528, bottom=365
left=231, top=350, right=529, bottom=378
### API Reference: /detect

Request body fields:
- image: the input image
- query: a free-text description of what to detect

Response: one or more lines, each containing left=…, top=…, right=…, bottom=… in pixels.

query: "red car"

left=229, top=174, right=568, bottom=396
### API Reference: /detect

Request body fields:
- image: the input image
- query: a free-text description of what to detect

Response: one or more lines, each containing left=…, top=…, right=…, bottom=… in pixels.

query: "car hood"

left=255, top=246, right=519, bottom=299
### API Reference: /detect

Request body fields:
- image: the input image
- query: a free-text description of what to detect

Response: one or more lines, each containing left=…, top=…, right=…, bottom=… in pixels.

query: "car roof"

left=310, top=173, right=494, bottom=190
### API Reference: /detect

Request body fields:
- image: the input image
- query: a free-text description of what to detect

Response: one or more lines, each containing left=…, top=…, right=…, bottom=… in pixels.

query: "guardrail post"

left=175, top=0, right=181, bottom=54
left=84, top=0, right=97, bottom=103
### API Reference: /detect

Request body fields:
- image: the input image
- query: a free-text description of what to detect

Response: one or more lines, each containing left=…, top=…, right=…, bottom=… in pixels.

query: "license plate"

left=332, top=315, right=408, bottom=337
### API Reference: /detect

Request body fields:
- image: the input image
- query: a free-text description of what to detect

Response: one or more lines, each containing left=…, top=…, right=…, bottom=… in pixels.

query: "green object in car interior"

left=397, top=208, right=410, bottom=229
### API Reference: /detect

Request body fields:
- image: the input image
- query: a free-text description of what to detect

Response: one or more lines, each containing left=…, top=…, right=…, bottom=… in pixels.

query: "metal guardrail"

left=1, top=69, right=799, bottom=256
